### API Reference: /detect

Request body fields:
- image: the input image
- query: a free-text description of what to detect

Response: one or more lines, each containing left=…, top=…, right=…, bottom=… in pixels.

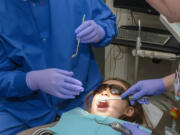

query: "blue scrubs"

left=0, top=0, right=117, bottom=134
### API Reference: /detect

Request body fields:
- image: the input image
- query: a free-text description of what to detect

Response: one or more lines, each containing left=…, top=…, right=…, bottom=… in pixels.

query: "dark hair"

left=85, top=78, right=145, bottom=125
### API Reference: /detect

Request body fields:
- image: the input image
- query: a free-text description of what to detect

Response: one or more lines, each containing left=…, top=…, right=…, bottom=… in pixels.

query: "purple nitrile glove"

left=26, top=68, right=84, bottom=99
left=122, top=123, right=151, bottom=135
left=121, top=79, right=166, bottom=105
left=75, top=20, right=105, bottom=43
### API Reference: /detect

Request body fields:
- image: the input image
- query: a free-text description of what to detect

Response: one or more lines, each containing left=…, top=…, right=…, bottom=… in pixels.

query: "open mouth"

left=97, top=101, right=109, bottom=108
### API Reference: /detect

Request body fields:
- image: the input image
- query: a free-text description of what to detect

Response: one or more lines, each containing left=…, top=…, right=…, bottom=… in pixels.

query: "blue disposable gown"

left=0, top=0, right=117, bottom=129
left=48, top=108, right=152, bottom=135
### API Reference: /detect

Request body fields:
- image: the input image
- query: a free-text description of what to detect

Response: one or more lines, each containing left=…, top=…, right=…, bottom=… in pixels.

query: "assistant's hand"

left=122, top=123, right=151, bottom=135
left=121, top=79, right=166, bottom=105
left=26, top=68, right=84, bottom=99
left=75, top=20, right=105, bottom=43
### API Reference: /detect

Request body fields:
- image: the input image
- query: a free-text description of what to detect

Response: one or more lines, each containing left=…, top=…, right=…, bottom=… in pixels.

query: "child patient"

left=20, top=79, right=151, bottom=135
left=86, top=79, right=145, bottom=123
left=83, top=79, right=151, bottom=135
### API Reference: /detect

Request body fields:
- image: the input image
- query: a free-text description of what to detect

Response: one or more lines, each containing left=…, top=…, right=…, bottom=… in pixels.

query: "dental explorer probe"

left=98, top=95, right=148, bottom=102
left=72, top=14, right=86, bottom=58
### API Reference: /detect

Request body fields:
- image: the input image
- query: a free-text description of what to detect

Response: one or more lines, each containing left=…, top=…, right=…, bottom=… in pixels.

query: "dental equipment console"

left=94, top=118, right=132, bottom=135
left=114, top=19, right=180, bottom=61
left=112, top=26, right=180, bottom=54
left=113, top=0, right=180, bottom=54
left=117, top=26, right=171, bottom=46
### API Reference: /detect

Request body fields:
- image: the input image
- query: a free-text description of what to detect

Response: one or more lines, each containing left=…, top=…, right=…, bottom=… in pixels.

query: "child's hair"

left=85, top=78, right=145, bottom=125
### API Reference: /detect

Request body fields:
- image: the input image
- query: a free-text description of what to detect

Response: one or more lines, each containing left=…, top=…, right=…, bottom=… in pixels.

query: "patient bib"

left=48, top=108, right=151, bottom=135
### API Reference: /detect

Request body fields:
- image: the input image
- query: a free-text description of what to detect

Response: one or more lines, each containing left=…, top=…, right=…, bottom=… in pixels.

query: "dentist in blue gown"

left=0, top=0, right=117, bottom=134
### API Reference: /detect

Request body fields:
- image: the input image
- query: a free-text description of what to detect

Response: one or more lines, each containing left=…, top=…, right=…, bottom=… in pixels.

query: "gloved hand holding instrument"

left=121, top=79, right=166, bottom=105
left=75, top=20, right=105, bottom=43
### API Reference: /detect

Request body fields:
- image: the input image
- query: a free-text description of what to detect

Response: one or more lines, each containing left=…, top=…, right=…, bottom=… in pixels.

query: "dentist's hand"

left=121, top=79, right=165, bottom=105
left=122, top=123, right=151, bottom=135
left=75, top=20, right=105, bottom=43
left=26, top=68, right=84, bottom=99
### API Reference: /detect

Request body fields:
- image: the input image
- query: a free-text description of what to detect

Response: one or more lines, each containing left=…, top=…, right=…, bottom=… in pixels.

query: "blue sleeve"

left=90, top=0, right=118, bottom=47
left=0, top=40, right=33, bottom=98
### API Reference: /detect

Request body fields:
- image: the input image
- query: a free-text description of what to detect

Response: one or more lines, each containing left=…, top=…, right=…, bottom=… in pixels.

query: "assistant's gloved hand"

left=121, top=79, right=166, bottom=105
left=122, top=123, right=151, bottom=135
left=75, top=20, right=105, bottom=43
left=26, top=68, right=84, bottom=99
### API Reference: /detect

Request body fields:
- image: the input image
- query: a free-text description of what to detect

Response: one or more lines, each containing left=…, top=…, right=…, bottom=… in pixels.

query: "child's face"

left=91, top=80, right=134, bottom=118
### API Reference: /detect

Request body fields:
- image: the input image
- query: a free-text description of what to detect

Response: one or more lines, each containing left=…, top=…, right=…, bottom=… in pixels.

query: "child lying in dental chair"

left=19, top=79, right=152, bottom=135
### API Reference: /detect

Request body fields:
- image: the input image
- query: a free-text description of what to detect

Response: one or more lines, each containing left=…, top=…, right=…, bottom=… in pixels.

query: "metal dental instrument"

left=72, top=14, right=86, bottom=58
left=94, top=118, right=132, bottom=135
left=98, top=95, right=148, bottom=102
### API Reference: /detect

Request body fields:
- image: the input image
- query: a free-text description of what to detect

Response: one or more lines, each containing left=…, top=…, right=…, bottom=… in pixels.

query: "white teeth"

left=100, top=100, right=106, bottom=103
left=97, top=101, right=105, bottom=106
left=97, top=97, right=107, bottom=105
